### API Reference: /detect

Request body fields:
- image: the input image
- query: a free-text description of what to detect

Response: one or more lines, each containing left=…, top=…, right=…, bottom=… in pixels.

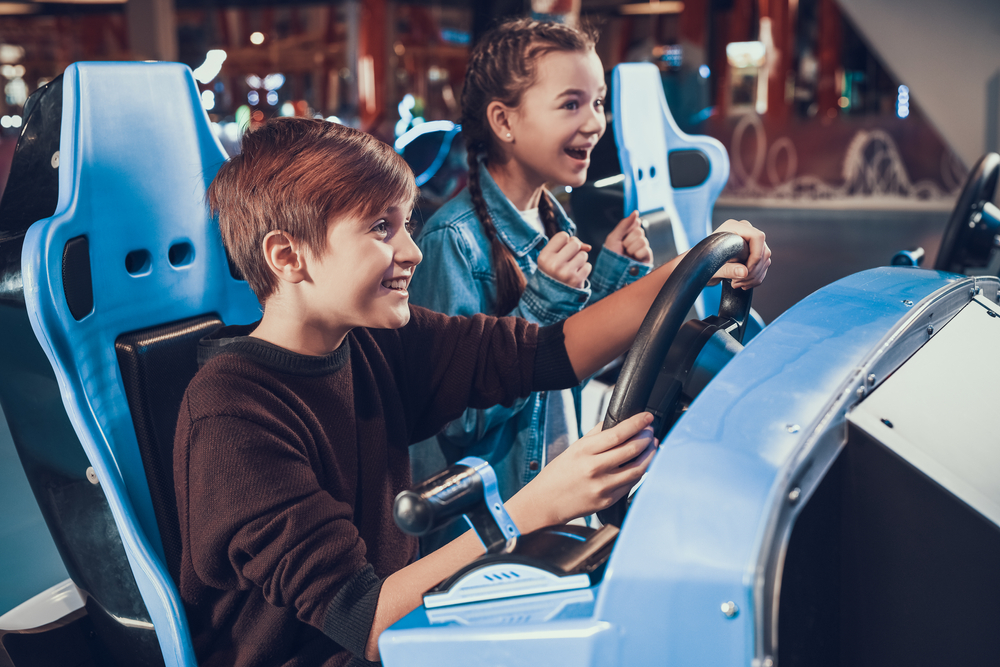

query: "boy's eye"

left=372, top=221, right=389, bottom=236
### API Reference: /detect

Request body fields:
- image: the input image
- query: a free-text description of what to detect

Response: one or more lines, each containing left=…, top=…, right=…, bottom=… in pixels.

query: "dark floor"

left=713, top=204, right=950, bottom=322
left=0, top=404, right=68, bottom=616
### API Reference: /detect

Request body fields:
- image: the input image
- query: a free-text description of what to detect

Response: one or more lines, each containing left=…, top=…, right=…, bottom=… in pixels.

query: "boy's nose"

left=396, top=229, right=423, bottom=266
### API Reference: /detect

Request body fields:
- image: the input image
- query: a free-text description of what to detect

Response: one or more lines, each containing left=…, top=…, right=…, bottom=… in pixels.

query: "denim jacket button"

left=577, top=294, right=587, bottom=303
left=528, top=460, right=540, bottom=471
left=629, top=266, right=640, bottom=276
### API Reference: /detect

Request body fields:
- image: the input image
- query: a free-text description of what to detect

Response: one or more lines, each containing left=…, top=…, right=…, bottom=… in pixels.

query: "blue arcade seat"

left=11, top=62, right=260, bottom=666
left=612, top=62, right=763, bottom=334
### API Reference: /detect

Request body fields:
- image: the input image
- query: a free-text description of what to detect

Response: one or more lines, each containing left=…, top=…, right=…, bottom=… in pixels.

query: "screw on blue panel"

left=721, top=601, right=739, bottom=618
left=786, top=424, right=799, bottom=433
left=902, top=300, right=914, bottom=307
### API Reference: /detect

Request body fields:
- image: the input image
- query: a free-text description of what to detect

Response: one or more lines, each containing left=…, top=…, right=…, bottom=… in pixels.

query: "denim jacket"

left=408, top=165, right=650, bottom=549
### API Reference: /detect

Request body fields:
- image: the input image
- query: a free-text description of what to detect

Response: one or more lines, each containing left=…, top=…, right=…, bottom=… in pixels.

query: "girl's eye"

left=564, top=100, right=579, bottom=110
left=372, top=221, right=389, bottom=236
left=594, top=98, right=604, bottom=109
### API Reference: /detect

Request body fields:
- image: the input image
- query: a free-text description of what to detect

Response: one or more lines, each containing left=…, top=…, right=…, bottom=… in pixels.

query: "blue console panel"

left=382, top=267, right=992, bottom=666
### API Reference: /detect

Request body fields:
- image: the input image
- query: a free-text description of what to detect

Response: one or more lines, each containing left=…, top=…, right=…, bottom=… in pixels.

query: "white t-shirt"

left=519, top=207, right=544, bottom=236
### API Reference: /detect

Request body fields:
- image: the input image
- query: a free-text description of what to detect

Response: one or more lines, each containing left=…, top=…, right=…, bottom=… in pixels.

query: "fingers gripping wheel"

left=935, top=152, right=1000, bottom=275
left=598, top=232, right=753, bottom=527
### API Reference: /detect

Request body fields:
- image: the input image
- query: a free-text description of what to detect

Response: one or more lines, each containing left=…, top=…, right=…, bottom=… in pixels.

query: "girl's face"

left=505, top=48, right=607, bottom=189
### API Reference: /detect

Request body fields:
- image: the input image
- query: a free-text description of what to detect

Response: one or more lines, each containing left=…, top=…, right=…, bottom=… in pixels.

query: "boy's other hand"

left=528, top=412, right=657, bottom=526
left=709, top=219, right=771, bottom=289
left=604, top=211, right=653, bottom=265
left=538, top=231, right=592, bottom=289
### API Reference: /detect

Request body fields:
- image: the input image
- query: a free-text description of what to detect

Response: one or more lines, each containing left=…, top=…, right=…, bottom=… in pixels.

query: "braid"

left=467, top=146, right=526, bottom=315
left=537, top=191, right=562, bottom=239
left=461, top=18, right=597, bottom=315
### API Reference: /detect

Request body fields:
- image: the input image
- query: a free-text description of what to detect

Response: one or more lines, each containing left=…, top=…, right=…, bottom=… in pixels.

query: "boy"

left=174, top=118, right=769, bottom=667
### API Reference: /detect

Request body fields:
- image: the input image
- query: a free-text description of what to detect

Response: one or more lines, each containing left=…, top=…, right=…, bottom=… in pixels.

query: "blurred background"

left=0, top=0, right=998, bottom=620
left=0, top=0, right=997, bottom=319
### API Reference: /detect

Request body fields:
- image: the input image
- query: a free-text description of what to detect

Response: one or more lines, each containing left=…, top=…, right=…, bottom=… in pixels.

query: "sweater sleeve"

left=409, top=224, right=535, bottom=447
left=322, top=565, right=383, bottom=660
left=396, top=306, right=575, bottom=442
left=533, top=320, right=579, bottom=390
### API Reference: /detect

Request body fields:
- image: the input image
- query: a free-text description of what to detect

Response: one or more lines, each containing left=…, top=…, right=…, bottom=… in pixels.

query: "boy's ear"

left=261, top=230, right=309, bottom=284
left=485, top=100, right=516, bottom=145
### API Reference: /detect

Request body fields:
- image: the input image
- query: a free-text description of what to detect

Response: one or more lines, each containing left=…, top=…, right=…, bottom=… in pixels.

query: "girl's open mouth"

left=564, top=147, right=589, bottom=161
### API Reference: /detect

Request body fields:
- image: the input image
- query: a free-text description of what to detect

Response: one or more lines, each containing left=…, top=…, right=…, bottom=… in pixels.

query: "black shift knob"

left=393, top=490, right=434, bottom=536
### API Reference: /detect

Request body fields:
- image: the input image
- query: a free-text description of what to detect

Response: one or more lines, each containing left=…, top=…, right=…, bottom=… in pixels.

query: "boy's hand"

left=538, top=231, right=592, bottom=289
left=604, top=211, right=653, bottom=265
left=525, top=412, right=657, bottom=526
left=709, top=219, right=771, bottom=289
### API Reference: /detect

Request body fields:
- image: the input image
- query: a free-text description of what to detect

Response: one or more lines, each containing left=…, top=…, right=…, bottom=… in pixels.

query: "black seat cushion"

left=116, top=315, right=223, bottom=584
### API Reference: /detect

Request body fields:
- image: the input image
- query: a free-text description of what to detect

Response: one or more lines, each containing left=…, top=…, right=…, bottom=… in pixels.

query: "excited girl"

left=409, top=19, right=655, bottom=551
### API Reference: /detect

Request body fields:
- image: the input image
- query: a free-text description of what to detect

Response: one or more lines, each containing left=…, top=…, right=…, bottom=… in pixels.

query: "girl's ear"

left=262, top=230, right=309, bottom=284
left=486, top=100, right=516, bottom=146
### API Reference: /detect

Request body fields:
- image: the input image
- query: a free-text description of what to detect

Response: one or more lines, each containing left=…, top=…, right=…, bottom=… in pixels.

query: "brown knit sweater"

left=173, top=305, right=577, bottom=667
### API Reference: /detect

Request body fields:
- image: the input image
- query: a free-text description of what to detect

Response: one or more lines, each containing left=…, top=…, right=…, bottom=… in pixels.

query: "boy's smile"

left=381, top=274, right=412, bottom=293
left=319, top=202, right=421, bottom=334
left=252, top=198, right=422, bottom=356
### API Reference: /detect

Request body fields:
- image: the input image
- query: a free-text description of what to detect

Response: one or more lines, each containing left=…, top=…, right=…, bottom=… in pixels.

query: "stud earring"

left=506, top=132, right=512, bottom=140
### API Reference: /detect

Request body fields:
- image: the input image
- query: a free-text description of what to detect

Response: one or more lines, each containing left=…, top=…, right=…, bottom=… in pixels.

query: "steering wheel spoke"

left=598, top=233, right=753, bottom=527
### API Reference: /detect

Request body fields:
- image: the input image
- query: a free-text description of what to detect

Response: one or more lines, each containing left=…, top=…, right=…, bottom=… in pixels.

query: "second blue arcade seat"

left=16, top=62, right=260, bottom=666
left=612, top=62, right=763, bottom=334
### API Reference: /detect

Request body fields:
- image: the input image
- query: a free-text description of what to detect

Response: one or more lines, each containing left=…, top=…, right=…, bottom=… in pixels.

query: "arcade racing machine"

left=379, top=155, right=1000, bottom=665
left=0, top=60, right=997, bottom=667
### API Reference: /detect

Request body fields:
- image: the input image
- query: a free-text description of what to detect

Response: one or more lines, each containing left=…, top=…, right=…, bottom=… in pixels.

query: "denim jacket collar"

left=478, top=159, right=576, bottom=258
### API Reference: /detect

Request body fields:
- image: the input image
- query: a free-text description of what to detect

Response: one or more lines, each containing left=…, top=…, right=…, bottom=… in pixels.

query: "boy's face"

left=507, top=48, right=607, bottom=188
left=306, top=199, right=421, bottom=334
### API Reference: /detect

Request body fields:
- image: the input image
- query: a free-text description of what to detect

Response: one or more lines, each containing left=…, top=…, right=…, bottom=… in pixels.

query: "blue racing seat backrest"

left=612, top=62, right=730, bottom=317
left=20, top=61, right=260, bottom=667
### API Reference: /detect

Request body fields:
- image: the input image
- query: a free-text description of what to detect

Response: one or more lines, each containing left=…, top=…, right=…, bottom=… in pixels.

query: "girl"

left=409, top=19, right=656, bottom=551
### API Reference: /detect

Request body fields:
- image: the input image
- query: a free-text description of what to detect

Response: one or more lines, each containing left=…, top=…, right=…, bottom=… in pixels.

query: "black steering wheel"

left=934, top=153, right=1000, bottom=274
left=597, top=232, right=753, bottom=527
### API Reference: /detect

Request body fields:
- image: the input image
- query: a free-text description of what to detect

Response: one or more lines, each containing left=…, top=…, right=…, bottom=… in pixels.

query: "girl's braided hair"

left=461, top=18, right=598, bottom=316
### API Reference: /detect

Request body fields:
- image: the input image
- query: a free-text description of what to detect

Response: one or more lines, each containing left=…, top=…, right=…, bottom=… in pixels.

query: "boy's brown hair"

left=208, top=117, right=419, bottom=303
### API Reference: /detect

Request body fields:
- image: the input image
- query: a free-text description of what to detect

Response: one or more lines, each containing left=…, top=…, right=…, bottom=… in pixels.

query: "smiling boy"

left=174, top=118, right=769, bottom=667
